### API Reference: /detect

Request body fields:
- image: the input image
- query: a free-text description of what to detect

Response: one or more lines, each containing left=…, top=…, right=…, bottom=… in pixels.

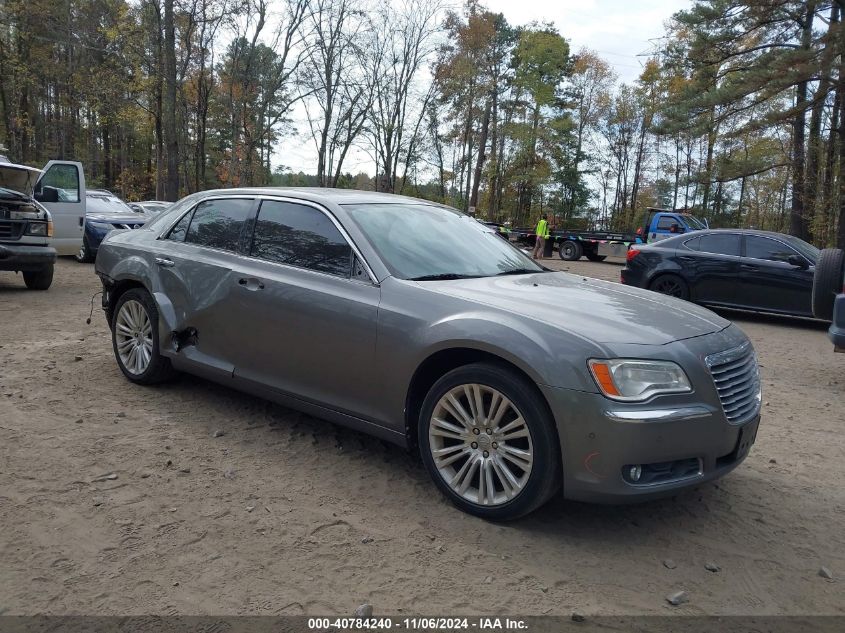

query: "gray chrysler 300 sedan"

left=95, top=189, right=761, bottom=520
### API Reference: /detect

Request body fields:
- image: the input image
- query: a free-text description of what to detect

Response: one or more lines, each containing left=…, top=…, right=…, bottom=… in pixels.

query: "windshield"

left=87, top=193, right=135, bottom=214
left=681, top=214, right=706, bottom=229
left=344, top=203, right=543, bottom=280
left=783, top=235, right=820, bottom=263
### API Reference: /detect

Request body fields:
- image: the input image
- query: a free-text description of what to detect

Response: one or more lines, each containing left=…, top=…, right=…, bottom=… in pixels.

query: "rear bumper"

left=830, top=293, right=845, bottom=350
left=0, top=243, right=57, bottom=271
left=541, top=386, right=759, bottom=503
left=619, top=266, right=645, bottom=288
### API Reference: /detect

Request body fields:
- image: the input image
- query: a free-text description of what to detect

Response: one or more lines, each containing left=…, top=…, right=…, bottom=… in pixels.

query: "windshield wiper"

left=496, top=268, right=546, bottom=276
left=409, top=273, right=479, bottom=281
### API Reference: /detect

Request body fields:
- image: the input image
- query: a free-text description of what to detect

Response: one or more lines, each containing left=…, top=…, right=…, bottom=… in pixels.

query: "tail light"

left=626, top=248, right=641, bottom=262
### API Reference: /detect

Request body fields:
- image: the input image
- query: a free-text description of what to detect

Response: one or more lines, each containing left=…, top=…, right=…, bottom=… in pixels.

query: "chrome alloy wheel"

left=428, top=383, right=534, bottom=506
left=114, top=299, right=153, bottom=375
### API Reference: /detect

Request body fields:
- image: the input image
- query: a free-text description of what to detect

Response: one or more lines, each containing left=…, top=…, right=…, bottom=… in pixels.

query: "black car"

left=621, top=229, right=819, bottom=317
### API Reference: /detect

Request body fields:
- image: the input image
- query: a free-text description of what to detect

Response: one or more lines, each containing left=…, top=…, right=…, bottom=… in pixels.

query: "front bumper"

left=0, top=243, right=57, bottom=271
left=541, top=386, right=759, bottom=503
left=830, top=293, right=845, bottom=351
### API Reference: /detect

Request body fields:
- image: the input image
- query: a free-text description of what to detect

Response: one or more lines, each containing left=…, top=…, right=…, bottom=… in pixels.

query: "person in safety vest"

left=532, top=214, right=549, bottom=260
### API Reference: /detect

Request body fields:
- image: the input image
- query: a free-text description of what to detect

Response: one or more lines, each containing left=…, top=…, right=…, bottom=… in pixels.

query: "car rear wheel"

left=112, top=288, right=174, bottom=384
left=75, top=238, right=94, bottom=263
left=812, top=248, right=845, bottom=320
left=418, top=362, right=560, bottom=520
left=22, top=265, right=53, bottom=290
left=559, top=240, right=583, bottom=261
left=649, top=273, right=690, bottom=300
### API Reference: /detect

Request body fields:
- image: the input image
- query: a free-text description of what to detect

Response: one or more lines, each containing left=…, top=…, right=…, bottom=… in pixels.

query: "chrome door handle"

left=238, top=277, right=265, bottom=290
left=155, top=257, right=175, bottom=267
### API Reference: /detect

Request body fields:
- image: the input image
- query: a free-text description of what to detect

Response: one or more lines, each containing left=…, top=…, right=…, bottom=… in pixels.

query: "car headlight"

left=588, top=359, right=692, bottom=401
left=25, top=221, right=48, bottom=236
left=87, top=220, right=114, bottom=232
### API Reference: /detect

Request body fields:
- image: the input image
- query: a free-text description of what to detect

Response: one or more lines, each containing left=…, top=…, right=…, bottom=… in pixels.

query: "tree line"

left=1, top=0, right=844, bottom=246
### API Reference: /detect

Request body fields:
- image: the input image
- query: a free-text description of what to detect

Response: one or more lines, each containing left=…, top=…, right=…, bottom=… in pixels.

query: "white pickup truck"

left=0, top=157, right=87, bottom=289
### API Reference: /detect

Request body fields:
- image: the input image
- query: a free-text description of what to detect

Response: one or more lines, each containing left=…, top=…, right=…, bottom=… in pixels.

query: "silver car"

left=95, top=189, right=761, bottom=519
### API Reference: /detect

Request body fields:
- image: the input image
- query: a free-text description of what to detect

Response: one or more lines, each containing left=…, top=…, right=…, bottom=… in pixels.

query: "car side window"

left=698, top=234, right=740, bottom=257
left=38, top=163, right=80, bottom=202
left=184, top=199, right=252, bottom=252
left=250, top=200, right=353, bottom=277
left=656, top=216, right=677, bottom=230
left=683, top=236, right=700, bottom=251
left=165, top=211, right=193, bottom=242
left=744, top=236, right=796, bottom=262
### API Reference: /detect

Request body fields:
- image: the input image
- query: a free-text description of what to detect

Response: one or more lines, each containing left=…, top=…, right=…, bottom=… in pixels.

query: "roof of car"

left=194, top=187, right=445, bottom=207
left=672, top=228, right=798, bottom=239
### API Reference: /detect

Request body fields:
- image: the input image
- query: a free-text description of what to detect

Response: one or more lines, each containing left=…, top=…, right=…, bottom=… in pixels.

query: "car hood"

left=424, top=271, right=731, bottom=345
left=0, top=162, right=42, bottom=197
left=87, top=212, right=149, bottom=225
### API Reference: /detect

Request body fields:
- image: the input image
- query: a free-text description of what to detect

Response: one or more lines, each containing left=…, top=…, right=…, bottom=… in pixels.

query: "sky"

left=281, top=0, right=690, bottom=175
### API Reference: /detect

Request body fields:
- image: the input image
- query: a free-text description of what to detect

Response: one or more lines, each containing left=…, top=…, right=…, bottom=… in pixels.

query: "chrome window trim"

left=157, top=193, right=379, bottom=285
left=156, top=194, right=256, bottom=242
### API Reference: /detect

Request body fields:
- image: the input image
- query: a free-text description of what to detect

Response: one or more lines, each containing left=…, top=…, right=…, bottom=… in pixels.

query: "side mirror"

left=788, top=254, right=808, bottom=269
left=34, top=186, right=59, bottom=203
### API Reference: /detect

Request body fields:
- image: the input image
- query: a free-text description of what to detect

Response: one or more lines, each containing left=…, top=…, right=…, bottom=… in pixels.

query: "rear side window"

left=183, top=199, right=252, bottom=251
left=744, top=236, right=796, bottom=262
left=683, top=236, right=700, bottom=251
left=698, top=233, right=740, bottom=257
left=250, top=200, right=352, bottom=277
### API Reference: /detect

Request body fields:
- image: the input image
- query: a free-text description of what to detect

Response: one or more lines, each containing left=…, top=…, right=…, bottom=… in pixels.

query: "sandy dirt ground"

left=1, top=256, right=843, bottom=617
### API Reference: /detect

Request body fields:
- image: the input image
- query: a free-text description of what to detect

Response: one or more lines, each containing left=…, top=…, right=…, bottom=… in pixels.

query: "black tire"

left=111, top=288, right=175, bottom=384
left=22, top=265, right=54, bottom=290
left=559, top=240, right=583, bottom=261
left=812, top=248, right=845, bottom=320
left=649, top=273, right=690, bottom=301
left=585, top=252, right=607, bottom=262
left=418, top=362, right=561, bottom=521
left=75, top=238, right=94, bottom=263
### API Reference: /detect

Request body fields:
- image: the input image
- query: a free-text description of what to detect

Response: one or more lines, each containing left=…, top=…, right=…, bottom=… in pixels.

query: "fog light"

left=629, top=465, right=642, bottom=482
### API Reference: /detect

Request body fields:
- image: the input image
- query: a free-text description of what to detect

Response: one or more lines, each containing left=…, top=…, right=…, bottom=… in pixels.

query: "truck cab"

left=639, top=208, right=707, bottom=243
left=0, top=157, right=86, bottom=290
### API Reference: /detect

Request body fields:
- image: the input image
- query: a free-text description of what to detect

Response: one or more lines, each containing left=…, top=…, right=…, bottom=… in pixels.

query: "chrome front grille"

left=706, top=342, right=761, bottom=425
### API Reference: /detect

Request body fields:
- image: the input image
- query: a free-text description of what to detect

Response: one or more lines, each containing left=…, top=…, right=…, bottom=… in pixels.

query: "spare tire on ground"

left=812, top=248, right=845, bottom=320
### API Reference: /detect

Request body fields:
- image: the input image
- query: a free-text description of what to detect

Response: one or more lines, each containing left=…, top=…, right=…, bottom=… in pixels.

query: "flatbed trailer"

left=511, top=209, right=708, bottom=262
left=511, top=228, right=638, bottom=261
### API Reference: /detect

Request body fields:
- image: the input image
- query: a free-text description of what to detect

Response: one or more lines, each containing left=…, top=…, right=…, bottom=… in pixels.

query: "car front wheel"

left=22, top=265, right=53, bottom=290
left=418, top=362, right=560, bottom=520
left=111, top=288, right=174, bottom=384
